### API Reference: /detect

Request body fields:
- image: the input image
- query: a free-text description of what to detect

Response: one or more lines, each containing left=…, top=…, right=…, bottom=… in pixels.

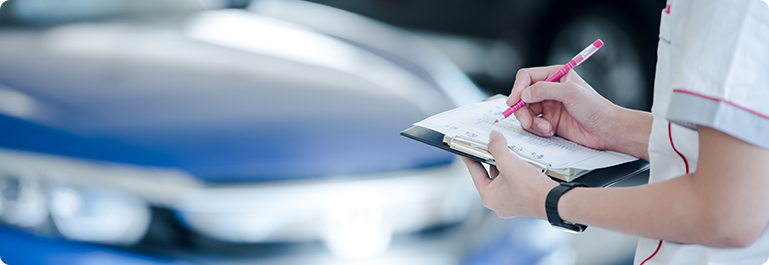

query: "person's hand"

left=508, top=65, right=619, bottom=150
left=462, top=130, right=559, bottom=219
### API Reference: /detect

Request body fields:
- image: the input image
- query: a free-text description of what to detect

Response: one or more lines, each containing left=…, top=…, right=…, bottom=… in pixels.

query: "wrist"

left=556, top=184, right=586, bottom=225
left=602, top=106, right=652, bottom=160
left=546, top=182, right=589, bottom=233
left=535, top=178, right=560, bottom=220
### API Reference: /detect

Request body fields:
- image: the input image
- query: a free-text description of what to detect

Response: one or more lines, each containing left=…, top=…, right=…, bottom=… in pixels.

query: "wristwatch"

left=546, top=182, right=589, bottom=233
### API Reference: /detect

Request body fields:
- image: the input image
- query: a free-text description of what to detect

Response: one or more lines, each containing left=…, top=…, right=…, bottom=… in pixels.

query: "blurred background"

left=0, top=0, right=662, bottom=264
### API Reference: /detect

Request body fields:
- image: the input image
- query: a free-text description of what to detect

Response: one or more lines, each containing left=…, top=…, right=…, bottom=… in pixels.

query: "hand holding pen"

left=494, top=39, right=604, bottom=123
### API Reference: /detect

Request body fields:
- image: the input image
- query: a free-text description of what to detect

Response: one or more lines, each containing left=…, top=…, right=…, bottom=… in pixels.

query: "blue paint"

left=0, top=226, right=187, bottom=265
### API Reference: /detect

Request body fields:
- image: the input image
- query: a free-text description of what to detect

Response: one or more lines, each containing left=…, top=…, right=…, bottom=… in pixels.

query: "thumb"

left=521, top=81, right=582, bottom=105
left=487, top=131, right=516, bottom=165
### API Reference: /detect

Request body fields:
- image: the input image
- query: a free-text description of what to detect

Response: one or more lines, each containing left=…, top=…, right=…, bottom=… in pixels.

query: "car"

left=0, top=0, right=574, bottom=264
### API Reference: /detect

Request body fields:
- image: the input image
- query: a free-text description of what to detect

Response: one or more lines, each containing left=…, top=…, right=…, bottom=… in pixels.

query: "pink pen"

left=494, top=39, right=604, bottom=123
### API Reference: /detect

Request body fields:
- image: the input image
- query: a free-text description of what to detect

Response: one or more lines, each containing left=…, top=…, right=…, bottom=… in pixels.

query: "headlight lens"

left=48, top=184, right=151, bottom=244
left=0, top=172, right=48, bottom=228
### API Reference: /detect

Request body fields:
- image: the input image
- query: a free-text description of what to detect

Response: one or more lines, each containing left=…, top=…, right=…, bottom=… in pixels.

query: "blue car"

left=0, top=0, right=573, bottom=264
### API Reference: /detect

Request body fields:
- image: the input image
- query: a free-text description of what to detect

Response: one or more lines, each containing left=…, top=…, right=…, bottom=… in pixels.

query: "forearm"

left=603, top=107, right=652, bottom=160
left=558, top=174, right=762, bottom=248
left=554, top=126, right=769, bottom=248
left=559, top=175, right=708, bottom=244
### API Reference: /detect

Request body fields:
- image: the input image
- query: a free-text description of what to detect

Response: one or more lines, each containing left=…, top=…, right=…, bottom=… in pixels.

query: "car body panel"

left=0, top=11, right=459, bottom=183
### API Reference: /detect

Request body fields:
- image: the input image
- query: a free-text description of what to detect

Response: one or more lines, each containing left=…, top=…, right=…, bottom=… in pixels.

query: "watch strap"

left=546, top=182, right=589, bottom=233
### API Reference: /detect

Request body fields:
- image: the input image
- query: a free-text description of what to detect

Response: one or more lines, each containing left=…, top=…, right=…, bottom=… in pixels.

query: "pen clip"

left=443, top=135, right=552, bottom=173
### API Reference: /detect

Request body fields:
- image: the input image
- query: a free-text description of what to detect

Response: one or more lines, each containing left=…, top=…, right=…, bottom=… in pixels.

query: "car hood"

left=0, top=11, right=458, bottom=183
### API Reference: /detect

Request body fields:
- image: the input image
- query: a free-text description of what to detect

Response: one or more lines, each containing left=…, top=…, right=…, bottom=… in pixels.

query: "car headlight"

left=48, top=183, right=151, bottom=244
left=0, top=171, right=48, bottom=228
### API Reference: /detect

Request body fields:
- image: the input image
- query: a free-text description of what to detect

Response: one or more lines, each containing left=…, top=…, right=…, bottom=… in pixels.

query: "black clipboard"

left=400, top=126, right=649, bottom=188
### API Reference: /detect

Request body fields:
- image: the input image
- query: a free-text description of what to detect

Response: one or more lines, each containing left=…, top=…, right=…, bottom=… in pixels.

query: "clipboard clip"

left=442, top=135, right=552, bottom=174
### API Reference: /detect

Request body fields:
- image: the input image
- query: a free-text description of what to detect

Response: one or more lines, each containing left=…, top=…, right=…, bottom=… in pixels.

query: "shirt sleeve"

left=666, top=0, right=769, bottom=150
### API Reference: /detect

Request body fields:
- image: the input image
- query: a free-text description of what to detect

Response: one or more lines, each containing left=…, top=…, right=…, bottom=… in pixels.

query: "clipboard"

left=400, top=126, right=649, bottom=188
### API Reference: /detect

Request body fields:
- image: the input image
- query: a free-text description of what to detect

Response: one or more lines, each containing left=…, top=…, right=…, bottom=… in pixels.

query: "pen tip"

left=494, top=120, right=499, bottom=124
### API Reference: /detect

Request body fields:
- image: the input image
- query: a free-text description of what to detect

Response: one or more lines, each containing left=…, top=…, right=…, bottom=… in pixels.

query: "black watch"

left=546, top=182, right=589, bottom=233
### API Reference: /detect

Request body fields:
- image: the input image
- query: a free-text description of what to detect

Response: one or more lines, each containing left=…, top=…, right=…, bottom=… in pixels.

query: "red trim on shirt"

left=641, top=123, right=691, bottom=264
left=640, top=240, right=663, bottom=265
left=667, top=122, right=690, bottom=174
left=673, top=89, right=769, bottom=121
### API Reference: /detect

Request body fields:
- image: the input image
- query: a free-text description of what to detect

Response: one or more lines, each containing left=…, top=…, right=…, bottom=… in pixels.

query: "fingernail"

left=522, top=89, right=532, bottom=102
left=489, top=130, right=501, bottom=139
left=537, top=121, right=549, bottom=132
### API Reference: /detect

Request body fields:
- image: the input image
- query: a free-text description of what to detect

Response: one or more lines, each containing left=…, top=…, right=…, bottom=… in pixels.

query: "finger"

left=508, top=65, right=566, bottom=106
left=530, top=116, right=555, bottom=137
left=521, top=81, right=583, bottom=106
left=513, top=105, right=534, bottom=129
left=486, top=131, right=518, bottom=169
left=461, top=156, right=491, bottom=191
left=528, top=102, right=544, bottom=116
left=540, top=101, right=563, bottom=132
left=513, top=102, right=544, bottom=131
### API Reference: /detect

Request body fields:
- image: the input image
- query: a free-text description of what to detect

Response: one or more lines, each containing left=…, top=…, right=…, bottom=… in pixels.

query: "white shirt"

left=636, top=0, right=769, bottom=264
